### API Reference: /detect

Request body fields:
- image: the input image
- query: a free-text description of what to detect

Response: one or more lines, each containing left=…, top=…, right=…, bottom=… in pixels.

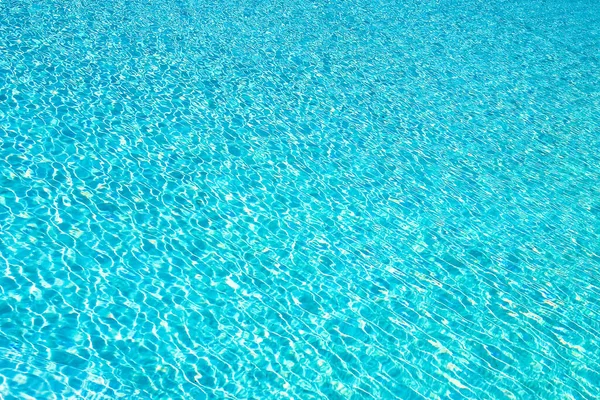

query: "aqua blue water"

left=1, top=0, right=600, bottom=398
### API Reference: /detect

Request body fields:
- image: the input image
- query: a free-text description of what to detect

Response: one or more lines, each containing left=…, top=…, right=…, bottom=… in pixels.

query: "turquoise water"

left=1, top=0, right=600, bottom=398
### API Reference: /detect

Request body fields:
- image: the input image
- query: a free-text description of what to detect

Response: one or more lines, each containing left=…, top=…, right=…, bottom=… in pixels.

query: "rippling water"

left=1, top=0, right=600, bottom=398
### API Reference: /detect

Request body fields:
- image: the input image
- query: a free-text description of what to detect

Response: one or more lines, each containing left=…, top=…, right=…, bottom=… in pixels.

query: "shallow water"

left=1, top=0, right=600, bottom=398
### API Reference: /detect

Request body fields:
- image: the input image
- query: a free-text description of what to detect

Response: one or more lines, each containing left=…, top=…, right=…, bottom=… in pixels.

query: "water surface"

left=1, top=0, right=599, bottom=398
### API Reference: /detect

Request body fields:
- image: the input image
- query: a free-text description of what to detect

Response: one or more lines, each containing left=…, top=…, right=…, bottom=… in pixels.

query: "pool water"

left=1, top=0, right=600, bottom=398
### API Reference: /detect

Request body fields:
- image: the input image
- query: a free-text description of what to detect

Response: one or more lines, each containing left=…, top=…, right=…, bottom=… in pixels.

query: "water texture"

left=1, top=0, right=600, bottom=398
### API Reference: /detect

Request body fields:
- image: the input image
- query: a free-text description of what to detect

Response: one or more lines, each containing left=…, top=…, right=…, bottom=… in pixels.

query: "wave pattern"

left=1, top=0, right=600, bottom=398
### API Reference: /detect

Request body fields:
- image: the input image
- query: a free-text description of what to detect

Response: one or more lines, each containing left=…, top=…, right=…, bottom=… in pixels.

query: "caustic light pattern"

left=1, top=0, right=600, bottom=398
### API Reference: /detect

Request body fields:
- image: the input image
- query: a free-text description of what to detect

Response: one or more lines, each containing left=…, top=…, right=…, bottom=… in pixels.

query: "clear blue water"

left=1, top=0, right=600, bottom=398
